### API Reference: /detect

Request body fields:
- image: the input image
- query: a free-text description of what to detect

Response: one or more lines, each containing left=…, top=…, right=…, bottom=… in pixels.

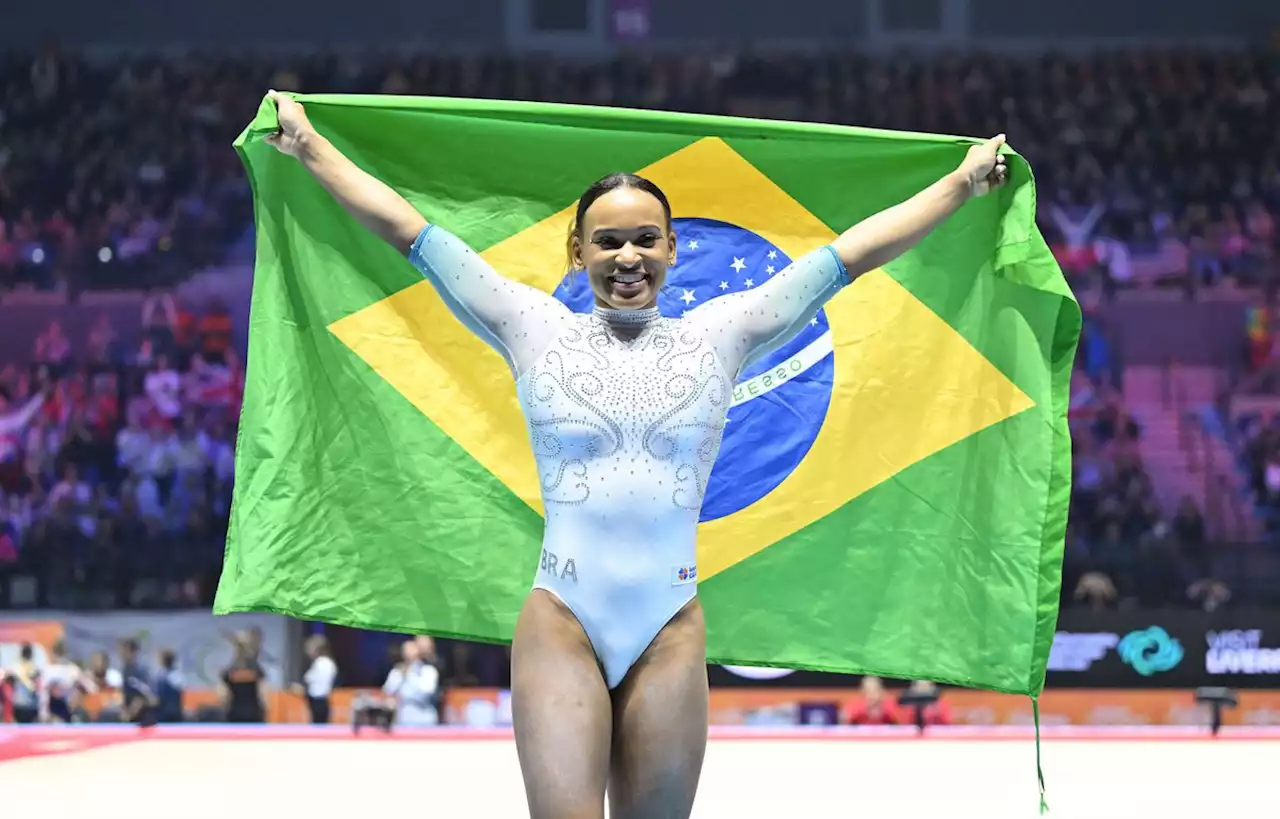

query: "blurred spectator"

left=293, top=634, right=338, bottom=724
left=84, top=650, right=123, bottom=721
left=220, top=631, right=266, bottom=723
left=153, top=648, right=185, bottom=723
left=34, top=322, right=72, bottom=376
left=144, top=354, right=181, bottom=421
left=197, top=298, right=233, bottom=365
left=7, top=642, right=41, bottom=723
left=1172, top=496, right=1209, bottom=575
left=118, top=637, right=155, bottom=724
left=843, top=675, right=901, bottom=726
left=1074, top=571, right=1118, bottom=611
left=382, top=638, right=440, bottom=726
left=42, top=638, right=91, bottom=723
left=1188, top=577, right=1233, bottom=611
left=1233, top=410, right=1280, bottom=531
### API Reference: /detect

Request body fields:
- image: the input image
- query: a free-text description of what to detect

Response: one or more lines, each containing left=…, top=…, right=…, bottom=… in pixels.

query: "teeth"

left=613, top=273, right=644, bottom=284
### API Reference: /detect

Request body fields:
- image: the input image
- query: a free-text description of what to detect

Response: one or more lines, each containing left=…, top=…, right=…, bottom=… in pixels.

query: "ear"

left=667, top=227, right=678, bottom=266
left=569, top=232, right=585, bottom=270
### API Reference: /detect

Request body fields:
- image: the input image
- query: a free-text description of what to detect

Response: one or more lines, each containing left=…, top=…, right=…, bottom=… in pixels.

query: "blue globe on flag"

left=551, top=217, right=835, bottom=522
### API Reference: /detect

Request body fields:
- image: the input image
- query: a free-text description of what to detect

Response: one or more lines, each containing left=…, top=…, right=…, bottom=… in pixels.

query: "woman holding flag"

left=265, top=90, right=1008, bottom=819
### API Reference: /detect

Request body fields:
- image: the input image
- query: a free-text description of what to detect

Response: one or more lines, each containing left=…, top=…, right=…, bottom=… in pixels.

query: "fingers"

left=266, top=89, right=292, bottom=144
left=267, top=89, right=285, bottom=122
left=267, top=88, right=301, bottom=117
left=989, top=156, right=1010, bottom=189
left=961, top=133, right=1011, bottom=196
left=988, top=134, right=1009, bottom=188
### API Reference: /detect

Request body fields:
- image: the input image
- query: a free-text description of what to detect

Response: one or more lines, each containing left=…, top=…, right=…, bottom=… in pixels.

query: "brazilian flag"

left=216, top=94, right=1078, bottom=703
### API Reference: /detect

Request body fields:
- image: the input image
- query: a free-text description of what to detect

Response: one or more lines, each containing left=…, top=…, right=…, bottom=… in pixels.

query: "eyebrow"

left=591, top=225, right=663, bottom=239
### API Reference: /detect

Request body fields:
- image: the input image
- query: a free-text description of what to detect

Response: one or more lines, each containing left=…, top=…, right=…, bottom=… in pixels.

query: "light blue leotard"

left=410, top=224, right=850, bottom=688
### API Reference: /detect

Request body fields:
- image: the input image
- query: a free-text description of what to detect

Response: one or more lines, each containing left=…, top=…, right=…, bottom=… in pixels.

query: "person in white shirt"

left=291, top=635, right=338, bottom=724
left=381, top=639, right=439, bottom=726
left=41, top=639, right=92, bottom=723
left=143, top=355, right=182, bottom=420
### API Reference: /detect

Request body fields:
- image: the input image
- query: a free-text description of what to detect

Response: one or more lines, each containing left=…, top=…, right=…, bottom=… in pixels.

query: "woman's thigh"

left=511, top=589, right=614, bottom=819
left=607, top=598, right=709, bottom=819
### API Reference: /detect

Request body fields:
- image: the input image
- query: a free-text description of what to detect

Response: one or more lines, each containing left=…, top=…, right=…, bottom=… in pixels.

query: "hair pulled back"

left=565, top=172, right=672, bottom=270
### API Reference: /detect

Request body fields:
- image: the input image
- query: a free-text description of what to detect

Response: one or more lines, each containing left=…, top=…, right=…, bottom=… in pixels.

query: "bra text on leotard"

left=540, top=549, right=579, bottom=584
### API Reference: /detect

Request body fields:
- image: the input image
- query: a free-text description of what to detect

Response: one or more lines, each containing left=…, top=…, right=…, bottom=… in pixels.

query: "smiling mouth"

left=608, top=272, right=650, bottom=297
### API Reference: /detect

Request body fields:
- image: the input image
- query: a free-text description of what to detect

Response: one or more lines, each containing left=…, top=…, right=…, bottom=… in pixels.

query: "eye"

left=596, top=237, right=621, bottom=250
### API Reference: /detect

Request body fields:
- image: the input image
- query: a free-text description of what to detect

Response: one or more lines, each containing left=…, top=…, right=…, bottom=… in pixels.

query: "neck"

left=593, top=303, right=660, bottom=328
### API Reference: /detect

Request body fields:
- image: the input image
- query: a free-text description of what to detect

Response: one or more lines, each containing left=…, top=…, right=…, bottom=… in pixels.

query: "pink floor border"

left=3, top=724, right=1279, bottom=742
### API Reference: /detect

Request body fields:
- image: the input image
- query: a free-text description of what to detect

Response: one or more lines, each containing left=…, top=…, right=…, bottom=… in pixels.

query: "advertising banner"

left=708, top=609, right=1280, bottom=689
left=53, top=685, right=1280, bottom=726
left=0, top=611, right=293, bottom=688
left=1046, top=609, right=1280, bottom=689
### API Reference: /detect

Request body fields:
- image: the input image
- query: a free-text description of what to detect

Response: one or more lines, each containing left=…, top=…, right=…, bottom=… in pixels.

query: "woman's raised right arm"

left=265, top=91, right=571, bottom=376
left=267, top=90, right=426, bottom=252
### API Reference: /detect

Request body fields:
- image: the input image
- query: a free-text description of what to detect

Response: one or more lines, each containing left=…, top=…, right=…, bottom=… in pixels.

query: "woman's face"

left=573, top=187, right=676, bottom=310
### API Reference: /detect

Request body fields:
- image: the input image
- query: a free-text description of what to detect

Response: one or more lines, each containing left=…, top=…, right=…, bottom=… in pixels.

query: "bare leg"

left=510, top=589, right=613, bottom=819
left=607, top=598, right=709, bottom=819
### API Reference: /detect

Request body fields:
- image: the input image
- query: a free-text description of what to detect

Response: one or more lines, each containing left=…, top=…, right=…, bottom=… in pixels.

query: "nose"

left=616, top=242, right=641, bottom=267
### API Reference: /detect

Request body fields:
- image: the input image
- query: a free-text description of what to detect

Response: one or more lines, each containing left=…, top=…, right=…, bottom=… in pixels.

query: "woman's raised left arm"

left=831, top=134, right=1009, bottom=278
left=684, top=134, right=1010, bottom=379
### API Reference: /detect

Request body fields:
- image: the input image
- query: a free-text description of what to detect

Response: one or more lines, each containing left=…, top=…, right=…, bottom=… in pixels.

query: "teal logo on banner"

left=1118, top=626, right=1184, bottom=676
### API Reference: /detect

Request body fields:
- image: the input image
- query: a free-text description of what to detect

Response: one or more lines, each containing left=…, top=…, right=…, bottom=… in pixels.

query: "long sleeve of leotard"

left=408, top=224, right=571, bottom=377
left=684, top=244, right=851, bottom=380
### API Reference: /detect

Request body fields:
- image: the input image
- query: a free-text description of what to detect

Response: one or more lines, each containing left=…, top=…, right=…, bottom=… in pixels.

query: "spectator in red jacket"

left=843, top=675, right=902, bottom=726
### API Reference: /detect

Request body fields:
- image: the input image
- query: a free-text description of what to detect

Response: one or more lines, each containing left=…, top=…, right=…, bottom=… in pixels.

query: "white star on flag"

left=719, top=281, right=729, bottom=291
left=766, top=265, right=776, bottom=275
left=744, top=278, right=755, bottom=288
left=730, top=257, right=746, bottom=273
left=767, top=250, right=778, bottom=260
left=688, top=240, right=699, bottom=250
left=681, top=289, right=696, bottom=305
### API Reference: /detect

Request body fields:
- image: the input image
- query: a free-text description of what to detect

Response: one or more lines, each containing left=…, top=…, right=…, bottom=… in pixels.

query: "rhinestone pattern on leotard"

left=518, top=307, right=730, bottom=517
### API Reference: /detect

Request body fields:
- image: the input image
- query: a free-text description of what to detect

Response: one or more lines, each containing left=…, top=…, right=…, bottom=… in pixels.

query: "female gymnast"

left=265, top=90, right=1008, bottom=819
